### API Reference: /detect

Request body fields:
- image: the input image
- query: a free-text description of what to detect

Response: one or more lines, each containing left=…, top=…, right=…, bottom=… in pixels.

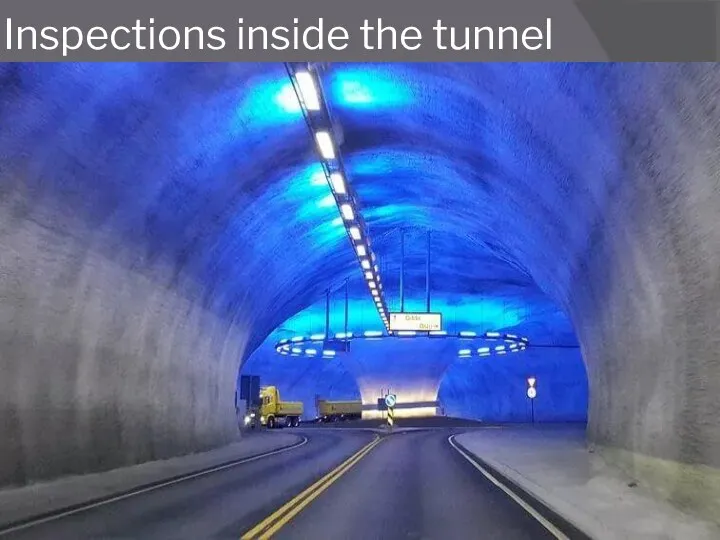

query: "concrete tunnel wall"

left=1, top=63, right=720, bottom=516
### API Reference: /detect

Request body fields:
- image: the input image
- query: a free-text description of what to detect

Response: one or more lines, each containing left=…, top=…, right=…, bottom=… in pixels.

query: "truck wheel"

left=292, top=417, right=300, bottom=428
left=268, top=416, right=276, bottom=429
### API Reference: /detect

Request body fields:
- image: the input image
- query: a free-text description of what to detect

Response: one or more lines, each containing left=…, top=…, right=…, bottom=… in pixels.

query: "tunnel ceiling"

left=3, top=62, right=714, bottom=358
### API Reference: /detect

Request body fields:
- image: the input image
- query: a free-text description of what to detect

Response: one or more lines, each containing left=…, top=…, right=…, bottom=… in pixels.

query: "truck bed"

left=318, top=400, right=362, bottom=416
left=278, top=402, right=303, bottom=416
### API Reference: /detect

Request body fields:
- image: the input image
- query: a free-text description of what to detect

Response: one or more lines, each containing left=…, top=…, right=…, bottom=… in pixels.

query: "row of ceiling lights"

left=274, top=330, right=529, bottom=358
left=286, top=63, right=391, bottom=332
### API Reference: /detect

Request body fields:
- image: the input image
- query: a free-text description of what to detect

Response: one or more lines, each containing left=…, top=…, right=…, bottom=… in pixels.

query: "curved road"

left=2, top=429, right=574, bottom=539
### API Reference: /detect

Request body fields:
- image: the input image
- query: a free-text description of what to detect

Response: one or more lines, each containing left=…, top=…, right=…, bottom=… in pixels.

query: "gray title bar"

left=0, top=0, right=716, bottom=61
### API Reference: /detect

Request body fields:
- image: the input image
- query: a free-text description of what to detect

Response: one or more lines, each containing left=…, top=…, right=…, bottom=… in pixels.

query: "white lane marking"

left=448, top=435, right=569, bottom=540
left=0, top=437, right=309, bottom=537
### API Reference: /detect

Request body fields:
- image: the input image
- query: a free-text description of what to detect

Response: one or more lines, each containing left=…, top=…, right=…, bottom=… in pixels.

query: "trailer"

left=317, top=399, right=362, bottom=422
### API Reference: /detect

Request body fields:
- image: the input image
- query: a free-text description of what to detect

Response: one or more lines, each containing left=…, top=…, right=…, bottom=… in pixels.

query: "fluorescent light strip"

left=291, top=65, right=391, bottom=326
left=315, top=131, right=335, bottom=159
left=340, top=203, right=354, bottom=221
left=295, top=71, right=321, bottom=111
left=330, top=172, right=346, bottom=195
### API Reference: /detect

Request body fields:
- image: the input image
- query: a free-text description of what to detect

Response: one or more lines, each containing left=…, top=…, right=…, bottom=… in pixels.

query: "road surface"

left=1, top=429, right=574, bottom=539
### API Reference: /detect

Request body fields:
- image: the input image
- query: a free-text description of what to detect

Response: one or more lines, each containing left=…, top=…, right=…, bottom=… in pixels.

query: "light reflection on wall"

left=363, top=407, right=438, bottom=420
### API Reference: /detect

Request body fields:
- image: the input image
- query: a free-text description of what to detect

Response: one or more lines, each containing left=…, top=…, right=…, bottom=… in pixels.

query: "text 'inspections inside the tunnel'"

left=3, top=17, right=553, bottom=57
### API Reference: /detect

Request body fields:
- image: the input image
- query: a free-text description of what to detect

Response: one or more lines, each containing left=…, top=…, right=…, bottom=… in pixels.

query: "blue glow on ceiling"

left=233, top=77, right=302, bottom=131
left=328, top=66, right=414, bottom=110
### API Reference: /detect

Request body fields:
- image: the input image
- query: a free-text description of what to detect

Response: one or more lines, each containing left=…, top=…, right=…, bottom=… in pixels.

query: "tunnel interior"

left=241, top=241, right=589, bottom=424
left=1, top=62, right=720, bottom=518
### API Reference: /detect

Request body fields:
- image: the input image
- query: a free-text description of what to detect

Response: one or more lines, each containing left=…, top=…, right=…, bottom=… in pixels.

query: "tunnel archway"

left=1, top=63, right=719, bottom=516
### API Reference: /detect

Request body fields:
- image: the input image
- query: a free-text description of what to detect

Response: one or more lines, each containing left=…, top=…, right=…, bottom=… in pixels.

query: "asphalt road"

left=2, top=429, right=568, bottom=540
left=274, top=430, right=557, bottom=540
left=1, top=430, right=373, bottom=540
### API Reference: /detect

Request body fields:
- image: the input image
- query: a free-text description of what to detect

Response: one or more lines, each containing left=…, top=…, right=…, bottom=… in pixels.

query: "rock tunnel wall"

left=0, top=193, right=246, bottom=487
left=439, top=347, right=587, bottom=423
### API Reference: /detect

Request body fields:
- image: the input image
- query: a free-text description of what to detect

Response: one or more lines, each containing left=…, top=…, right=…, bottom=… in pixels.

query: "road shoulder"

left=0, top=432, right=303, bottom=532
left=454, top=428, right=720, bottom=540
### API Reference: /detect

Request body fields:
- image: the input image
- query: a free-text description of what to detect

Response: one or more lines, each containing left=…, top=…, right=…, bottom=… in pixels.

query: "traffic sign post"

left=526, top=377, right=536, bottom=424
left=384, top=394, right=396, bottom=430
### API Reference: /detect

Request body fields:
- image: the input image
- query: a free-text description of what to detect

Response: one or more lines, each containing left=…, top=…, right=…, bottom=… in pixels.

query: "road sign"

left=377, top=398, right=388, bottom=411
left=527, top=387, right=537, bottom=399
left=384, top=394, right=397, bottom=408
left=388, top=312, right=442, bottom=332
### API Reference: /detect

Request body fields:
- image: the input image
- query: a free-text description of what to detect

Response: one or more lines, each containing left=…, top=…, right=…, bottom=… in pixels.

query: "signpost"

left=388, top=312, right=442, bottom=332
left=527, top=377, right=536, bottom=424
left=384, top=393, right=396, bottom=429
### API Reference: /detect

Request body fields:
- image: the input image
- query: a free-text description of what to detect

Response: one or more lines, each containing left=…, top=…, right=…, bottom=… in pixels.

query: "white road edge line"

left=0, top=436, right=309, bottom=537
left=448, top=435, right=569, bottom=540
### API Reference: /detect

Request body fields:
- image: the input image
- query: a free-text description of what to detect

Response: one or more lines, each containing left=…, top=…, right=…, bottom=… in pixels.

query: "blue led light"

left=459, top=331, right=477, bottom=338
left=458, top=349, right=472, bottom=356
left=478, top=347, right=490, bottom=354
left=310, top=334, right=326, bottom=341
left=291, top=336, right=304, bottom=343
left=364, top=330, right=383, bottom=338
left=291, top=347, right=302, bottom=354
left=495, top=345, right=505, bottom=351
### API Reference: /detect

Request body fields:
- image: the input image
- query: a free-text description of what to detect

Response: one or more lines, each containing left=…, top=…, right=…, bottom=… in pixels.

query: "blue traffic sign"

left=384, top=394, right=397, bottom=408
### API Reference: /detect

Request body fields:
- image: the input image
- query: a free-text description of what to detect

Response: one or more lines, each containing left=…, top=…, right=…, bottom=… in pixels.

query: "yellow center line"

left=240, top=436, right=382, bottom=539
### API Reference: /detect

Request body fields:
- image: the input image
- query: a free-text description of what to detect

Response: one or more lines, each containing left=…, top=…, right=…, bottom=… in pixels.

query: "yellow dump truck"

left=259, top=386, right=303, bottom=428
left=317, top=400, right=362, bottom=422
